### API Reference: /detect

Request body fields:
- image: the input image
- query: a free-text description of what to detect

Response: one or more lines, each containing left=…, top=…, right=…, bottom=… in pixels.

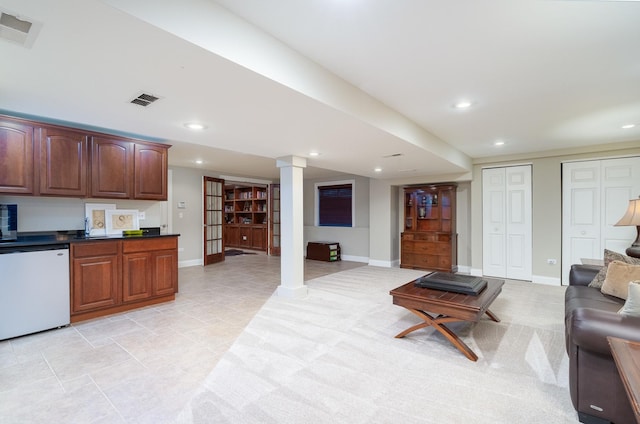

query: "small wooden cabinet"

left=224, top=184, right=268, bottom=251
left=401, top=183, right=457, bottom=272
left=0, top=119, right=35, bottom=194
left=306, top=242, right=341, bottom=262
left=70, top=236, right=178, bottom=322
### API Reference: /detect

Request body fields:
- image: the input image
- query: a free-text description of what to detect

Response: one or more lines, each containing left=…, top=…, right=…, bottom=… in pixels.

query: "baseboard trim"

left=368, top=258, right=400, bottom=268
left=470, top=268, right=483, bottom=277
left=341, top=254, right=369, bottom=263
left=179, top=259, right=203, bottom=268
left=456, top=265, right=472, bottom=274
left=532, top=274, right=561, bottom=286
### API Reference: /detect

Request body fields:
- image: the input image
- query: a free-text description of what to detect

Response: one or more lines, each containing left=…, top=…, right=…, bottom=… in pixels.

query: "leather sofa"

left=565, top=264, right=640, bottom=424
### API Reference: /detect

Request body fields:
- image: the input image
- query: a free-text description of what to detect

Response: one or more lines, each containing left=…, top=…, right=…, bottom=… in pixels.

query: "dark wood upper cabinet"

left=0, top=115, right=170, bottom=200
left=0, top=119, right=35, bottom=194
left=134, top=143, right=168, bottom=200
left=39, top=127, right=88, bottom=196
left=90, top=137, right=134, bottom=199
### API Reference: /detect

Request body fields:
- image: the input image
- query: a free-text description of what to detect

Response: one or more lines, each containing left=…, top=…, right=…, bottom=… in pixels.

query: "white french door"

left=561, top=157, right=640, bottom=283
left=482, top=165, right=532, bottom=280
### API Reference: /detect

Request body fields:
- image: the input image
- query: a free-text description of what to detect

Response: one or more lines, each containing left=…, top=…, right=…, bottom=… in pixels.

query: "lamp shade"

left=615, top=198, right=640, bottom=226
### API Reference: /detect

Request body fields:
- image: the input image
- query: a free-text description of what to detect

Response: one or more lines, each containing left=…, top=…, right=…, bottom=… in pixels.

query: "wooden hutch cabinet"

left=224, top=184, right=268, bottom=251
left=401, top=183, right=457, bottom=272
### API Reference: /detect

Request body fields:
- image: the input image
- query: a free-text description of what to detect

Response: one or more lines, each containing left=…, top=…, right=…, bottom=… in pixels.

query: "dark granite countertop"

left=0, top=230, right=179, bottom=251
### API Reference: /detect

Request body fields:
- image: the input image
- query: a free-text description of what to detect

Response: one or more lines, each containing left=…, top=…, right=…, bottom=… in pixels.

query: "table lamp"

left=615, top=196, right=640, bottom=258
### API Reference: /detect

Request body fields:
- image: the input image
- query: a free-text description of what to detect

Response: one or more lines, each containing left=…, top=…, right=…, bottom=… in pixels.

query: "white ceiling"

left=1, top=0, right=639, bottom=183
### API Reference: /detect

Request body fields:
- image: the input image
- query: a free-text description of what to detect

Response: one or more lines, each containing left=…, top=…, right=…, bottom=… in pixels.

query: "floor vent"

left=0, top=10, right=42, bottom=48
left=130, top=93, right=160, bottom=107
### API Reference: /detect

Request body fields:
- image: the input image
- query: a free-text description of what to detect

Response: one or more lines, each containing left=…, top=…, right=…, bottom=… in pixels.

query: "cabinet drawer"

left=72, top=241, right=120, bottom=258
left=401, top=252, right=439, bottom=268
left=402, top=241, right=436, bottom=255
left=403, top=240, right=451, bottom=254
left=123, top=237, right=177, bottom=253
left=412, top=233, right=451, bottom=242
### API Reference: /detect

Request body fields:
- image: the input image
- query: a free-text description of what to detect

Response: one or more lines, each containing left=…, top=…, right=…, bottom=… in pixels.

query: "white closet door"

left=561, top=161, right=601, bottom=284
left=483, top=165, right=532, bottom=280
left=483, top=168, right=506, bottom=278
left=561, top=157, right=640, bottom=284
left=505, top=166, right=532, bottom=280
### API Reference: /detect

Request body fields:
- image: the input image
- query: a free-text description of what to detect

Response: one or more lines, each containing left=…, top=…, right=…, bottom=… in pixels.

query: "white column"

left=276, top=155, right=308, bottom=298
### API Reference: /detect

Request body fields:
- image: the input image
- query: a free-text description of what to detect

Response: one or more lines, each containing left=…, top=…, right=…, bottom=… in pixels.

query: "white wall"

left=0, top=195, right=166, bottom=233
left=303, top=174, right=370, bottom=262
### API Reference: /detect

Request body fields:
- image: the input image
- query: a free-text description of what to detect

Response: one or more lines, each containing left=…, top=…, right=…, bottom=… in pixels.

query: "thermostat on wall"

left=177, top=201, right=186, bottom=209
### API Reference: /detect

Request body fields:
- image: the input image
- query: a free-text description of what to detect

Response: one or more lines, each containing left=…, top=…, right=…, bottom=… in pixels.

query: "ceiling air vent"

left=130, top=93, right=160, bottom=107
left=0, top=9, right=42, bottom=48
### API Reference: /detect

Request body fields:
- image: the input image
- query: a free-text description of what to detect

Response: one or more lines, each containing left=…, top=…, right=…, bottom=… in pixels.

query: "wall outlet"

left=138, top=211, right=145, bottom=220
left=547, top=258, right=557, bottom=265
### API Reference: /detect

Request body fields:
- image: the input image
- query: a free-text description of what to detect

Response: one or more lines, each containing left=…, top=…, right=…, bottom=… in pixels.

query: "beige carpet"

left=178, top=266, right=579, bottom=424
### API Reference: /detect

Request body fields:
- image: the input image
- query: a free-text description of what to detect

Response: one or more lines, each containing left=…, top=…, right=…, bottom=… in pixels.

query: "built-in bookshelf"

left=224, top=184, right=268, bottom=251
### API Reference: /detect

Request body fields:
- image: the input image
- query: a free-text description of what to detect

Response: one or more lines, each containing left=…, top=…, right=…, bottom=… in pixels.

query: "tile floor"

left=0, top=253, right=364, bottom=424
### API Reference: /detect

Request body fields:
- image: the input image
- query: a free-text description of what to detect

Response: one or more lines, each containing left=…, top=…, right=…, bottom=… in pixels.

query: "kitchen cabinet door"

left=122, top=252, right=153, bottom=302
left=39, top=127, right=88, bottom=196
left=71, top=241, right=121, bottom=314
left=91, top=137, right=133, bottom=198
left=0, top=119, right=34, bottom=194
left=134, top=142, right=168, bottom=200
left=153, top=249, right=178, bottom=295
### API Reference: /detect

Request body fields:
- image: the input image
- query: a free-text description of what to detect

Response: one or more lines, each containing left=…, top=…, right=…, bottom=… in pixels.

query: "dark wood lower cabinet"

left=224, top=224, right=266, bottom=251
left=71, top=241, right=120, bottom=313
left=70, top=236, right=178, bottom=322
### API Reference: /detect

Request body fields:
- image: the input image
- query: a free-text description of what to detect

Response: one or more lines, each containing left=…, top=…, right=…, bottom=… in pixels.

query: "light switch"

left=177, top=201, right=186, bottom=209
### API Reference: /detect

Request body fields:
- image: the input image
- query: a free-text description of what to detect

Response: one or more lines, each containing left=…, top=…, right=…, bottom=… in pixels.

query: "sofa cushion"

left=619, top=281, right=640, bottom=316
left=601, top=261, right=640, bottom=299
left=565, top=285, right=623, bottom=319
left=588, top=249, right=640, bottom=288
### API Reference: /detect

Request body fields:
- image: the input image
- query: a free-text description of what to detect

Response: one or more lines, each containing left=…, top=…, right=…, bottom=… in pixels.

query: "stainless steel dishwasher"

left=0, top=243, right=70, bottom=340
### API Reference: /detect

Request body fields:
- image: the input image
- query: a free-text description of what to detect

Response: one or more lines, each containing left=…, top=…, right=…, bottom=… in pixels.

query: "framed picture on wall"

left=85, top=203, right=116, bottom=236
left=105, top=209, right=140, bottom=235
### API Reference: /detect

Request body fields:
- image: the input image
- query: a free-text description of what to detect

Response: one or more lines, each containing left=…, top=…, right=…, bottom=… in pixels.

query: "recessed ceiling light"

left=622, top=124, right=636, bottom=129
left=309, top=151, right=320, bottom=157
left=184, top=122, right=207, bottom=130
left=453, top=100, right=473, bottom=109
left=195, top=159, right=203, bottom=164
left=494, top=140, right=505, bottom=146
left=374, top=167, right=382, bottom=173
